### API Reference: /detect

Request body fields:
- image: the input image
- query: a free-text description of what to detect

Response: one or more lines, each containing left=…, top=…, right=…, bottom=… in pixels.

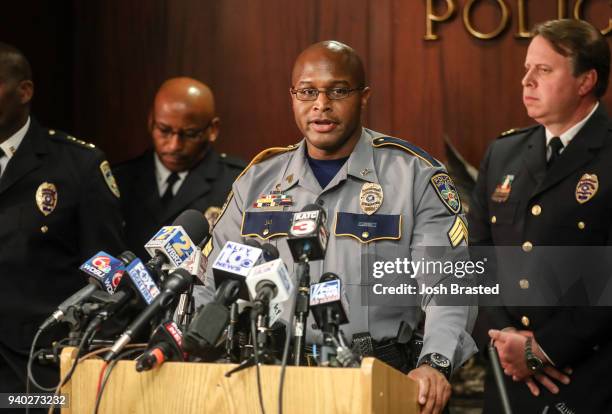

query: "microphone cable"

left=251, top=318, right=266, bottom=414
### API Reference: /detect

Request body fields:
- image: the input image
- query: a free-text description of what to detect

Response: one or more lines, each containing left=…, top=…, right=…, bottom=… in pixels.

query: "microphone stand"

left=292, top=260, right=311, bottom=366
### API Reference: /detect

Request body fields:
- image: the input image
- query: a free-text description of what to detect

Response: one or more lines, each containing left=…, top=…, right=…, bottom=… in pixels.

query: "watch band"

left=419, top=353, right=452, bottom=379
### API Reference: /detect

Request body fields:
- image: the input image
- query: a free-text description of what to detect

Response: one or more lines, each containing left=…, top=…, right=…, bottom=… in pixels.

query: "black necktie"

left=161, top=172, right=180, bottom=206
left=547, top=137, right=564, bottom=169
left=0, top=147, right=5, bottom=176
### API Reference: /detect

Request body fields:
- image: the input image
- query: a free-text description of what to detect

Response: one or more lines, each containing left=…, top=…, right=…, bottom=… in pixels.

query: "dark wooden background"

left=1, top=0, right=610, bottom=167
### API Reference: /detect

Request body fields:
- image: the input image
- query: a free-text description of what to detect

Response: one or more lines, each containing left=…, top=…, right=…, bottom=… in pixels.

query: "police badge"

left=36, top=182, right=58, bottom=216
left=576, top=173, right=598, bottom=204
left=430, top=173, right=461, bottom=214
left=359, top=183, right=383, bottom=215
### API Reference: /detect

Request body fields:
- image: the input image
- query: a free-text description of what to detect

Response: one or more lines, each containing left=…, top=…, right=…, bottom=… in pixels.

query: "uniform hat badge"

left=576, top=173, right=598, bottom=204
left=36, top=182, right=58, bottom=216
left=360, top=182, right=383, bottom=215
left=491, top=174, right=514, bottom=203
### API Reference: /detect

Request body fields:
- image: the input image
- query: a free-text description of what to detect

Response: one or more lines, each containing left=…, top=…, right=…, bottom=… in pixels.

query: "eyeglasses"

left=153, top=122, right=211, bottom=141
left=290, top=87, right=365, bottom=101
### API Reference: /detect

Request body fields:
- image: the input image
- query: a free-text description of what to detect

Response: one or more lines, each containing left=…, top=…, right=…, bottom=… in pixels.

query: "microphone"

left=287, top=204, right=329, bottom=262
left=144, top=210, right=210, bottom=277
left=104, top=268, right=193, bottom=361
left=309, top=272, right=349, bottom=329
left=246, top=259, right=294, bottom=315
left=310, top=272, right=356, bottom=367
left=182, top=279, right=241, bottom=358
left=211, top=240, right=265, bottom=300
left=40, top=251, right=126, bottom=331
left=135, top=320, right=185, bottom=371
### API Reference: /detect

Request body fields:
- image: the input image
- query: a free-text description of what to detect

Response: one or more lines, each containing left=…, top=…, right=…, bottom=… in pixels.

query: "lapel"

left=0, top=118, right=47, bottom=195
left=131, top=151, right=165, bottom=222
left=531, top=105, right=608, bottom=199
left=521, top=126, right=547, bottom=200
left=160, top=150, right=216, bottom=222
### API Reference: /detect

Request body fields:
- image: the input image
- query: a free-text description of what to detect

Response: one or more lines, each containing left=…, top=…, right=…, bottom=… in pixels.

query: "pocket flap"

left=241, top=211, right=293, bottom=240
left=334, top=212, right=402, bottom=243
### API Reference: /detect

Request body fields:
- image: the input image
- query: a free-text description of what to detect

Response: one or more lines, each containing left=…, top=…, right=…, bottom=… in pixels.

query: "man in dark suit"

left=0, top=43, right=125, bottom=399
left=469, top=20, right=612, bottom=412
left=113, top=78, right=244, bottom=259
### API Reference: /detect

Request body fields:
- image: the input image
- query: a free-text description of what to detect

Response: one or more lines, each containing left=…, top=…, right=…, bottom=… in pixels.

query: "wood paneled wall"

left=56, top=1, right=612, bottom=166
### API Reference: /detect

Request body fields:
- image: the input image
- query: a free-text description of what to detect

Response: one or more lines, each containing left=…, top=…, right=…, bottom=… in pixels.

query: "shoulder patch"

left=498, top=125, right=538, bottom=139
left=237, top=144, right=299, bottom=181
left=100, top=160, right=121, bottom=198
left=372, top=137, right=441, bottom=167
left=430, top=172, right=462, bottom=214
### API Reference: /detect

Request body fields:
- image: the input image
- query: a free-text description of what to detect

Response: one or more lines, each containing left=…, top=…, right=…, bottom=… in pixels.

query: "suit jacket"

left=113, top=149, right=245, bottom=259
left=0, top=118, right=125, bottom=390
left=469, top=104, right=612, bottom=413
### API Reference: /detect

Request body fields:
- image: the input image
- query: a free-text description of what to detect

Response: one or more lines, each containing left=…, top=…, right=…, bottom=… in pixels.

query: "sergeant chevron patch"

left=448, top=216, right=468, bottom=248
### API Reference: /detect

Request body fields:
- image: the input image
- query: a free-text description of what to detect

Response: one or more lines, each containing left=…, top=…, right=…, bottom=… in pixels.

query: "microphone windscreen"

left=173, top=209, right=210, bottom=245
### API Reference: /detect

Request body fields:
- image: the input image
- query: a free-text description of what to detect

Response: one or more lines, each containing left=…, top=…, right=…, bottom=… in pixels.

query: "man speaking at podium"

left=204, top=41, right=477, bottom=413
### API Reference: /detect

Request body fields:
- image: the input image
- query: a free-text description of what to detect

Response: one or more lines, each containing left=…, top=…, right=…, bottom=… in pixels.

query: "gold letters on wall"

left=424, top=0, right=611, bottom=40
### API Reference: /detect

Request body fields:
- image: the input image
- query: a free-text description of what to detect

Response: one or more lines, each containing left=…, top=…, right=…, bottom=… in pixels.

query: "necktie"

left=161, top=172, right=180, bottom=206
left=0, top=147, right=5, bottom=177
left=547, top=137, right=564, bottom=169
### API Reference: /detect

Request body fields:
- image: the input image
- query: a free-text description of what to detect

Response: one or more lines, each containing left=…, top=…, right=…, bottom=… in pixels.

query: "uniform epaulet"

left=48, top=129, right=96, bottom=149
left=497, top=125, right=538, bottom=139
left=237, top=143, right=299, bottom=180
left=372, top=136, right=441, bottom=168
left=219, top=152, right=247, bottom=169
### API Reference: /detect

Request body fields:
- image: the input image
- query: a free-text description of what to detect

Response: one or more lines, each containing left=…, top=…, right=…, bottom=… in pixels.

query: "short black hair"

left=0, top=42, right=32, bottom=82
left=533, top=19, right=610, bottom=98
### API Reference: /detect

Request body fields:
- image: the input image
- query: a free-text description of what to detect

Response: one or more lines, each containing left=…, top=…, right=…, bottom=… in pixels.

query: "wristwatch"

left=419, top=353, right=451, bottom=379
left=525, top=337, right=544, bottom=373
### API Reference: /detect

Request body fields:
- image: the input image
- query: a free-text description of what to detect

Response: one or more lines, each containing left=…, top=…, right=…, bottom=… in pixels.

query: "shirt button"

left=522, top=241, right=533, bottom=252
left=531, top=205, right=542, bottom=216
left=490, top=216, right=497, bottom=224
left=362, top=231, right=369, bottom=239
left=578, top=221, right=585, bottom=230
left=519, top=279, right=529, bottom=289
left=317, top=199, right=324, bottom=206
left=40, top=225, right=48, bottom=233
left=521, top=316, right=530, bottom=327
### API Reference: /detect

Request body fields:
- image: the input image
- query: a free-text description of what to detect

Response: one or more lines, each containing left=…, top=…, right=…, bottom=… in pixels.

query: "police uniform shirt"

left=0, top=116, right=30, bottom=177
left=545, top=102, right=599, bottom=160
left=154, top=152, right=188, bottom=196
left=203, top=128, right=478, bottom=372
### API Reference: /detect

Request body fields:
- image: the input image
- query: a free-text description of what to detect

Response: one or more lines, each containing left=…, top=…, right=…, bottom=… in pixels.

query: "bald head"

left=0, top=42, right=32, bottom=83
left=154, top=77, right=215, bottom=121
left=0, top=43, right=33, bottom=141
left=292, top=41, right=365, bottom=87
left=150, top=77, right=220, bottom=172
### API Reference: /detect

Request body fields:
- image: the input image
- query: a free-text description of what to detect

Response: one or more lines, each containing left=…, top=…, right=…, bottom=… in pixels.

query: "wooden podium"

left=60, top=347, right=419, bottom=413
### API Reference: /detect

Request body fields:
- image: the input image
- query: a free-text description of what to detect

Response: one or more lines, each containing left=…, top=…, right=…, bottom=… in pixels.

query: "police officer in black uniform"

left=469, top=20, right=612, bottom=413
left=113, top=77, right=244, bottom=258
left=0, top=43, right=125, bottom=399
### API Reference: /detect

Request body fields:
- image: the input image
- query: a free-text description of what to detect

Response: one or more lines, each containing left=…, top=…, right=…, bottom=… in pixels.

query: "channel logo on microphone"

left=80, top=251, right=125, bottom=294
left=310, top=279, right=341, bottom=305
left=145, top=226, right=195, bottom=267
left=126, top=259, right=161, bottom=305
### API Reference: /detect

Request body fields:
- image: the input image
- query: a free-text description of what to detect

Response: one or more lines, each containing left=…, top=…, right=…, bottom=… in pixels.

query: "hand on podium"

left=407, top=365, right=451, bottom=414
